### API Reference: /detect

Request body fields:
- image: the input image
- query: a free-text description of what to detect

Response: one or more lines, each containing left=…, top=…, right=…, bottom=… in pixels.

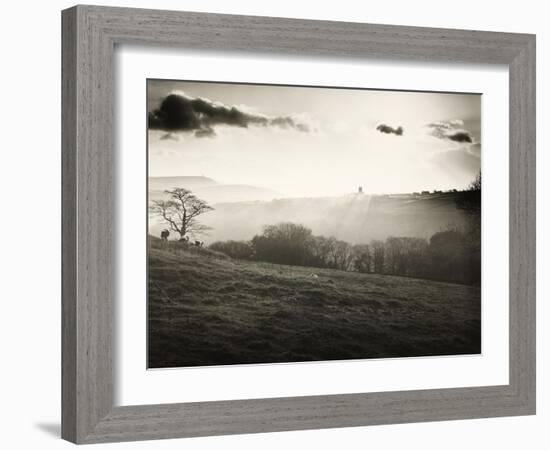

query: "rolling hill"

left=148, top=238, right=481, bottom=368
left=148, top=176, right=280, bottom=204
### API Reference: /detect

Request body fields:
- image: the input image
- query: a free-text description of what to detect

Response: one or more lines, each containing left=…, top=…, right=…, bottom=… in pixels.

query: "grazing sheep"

left=160, top=229, right=170, bottom=241
left=310, top=273, right=319, bottom=279
left=194, top=240, right=204, bottom=247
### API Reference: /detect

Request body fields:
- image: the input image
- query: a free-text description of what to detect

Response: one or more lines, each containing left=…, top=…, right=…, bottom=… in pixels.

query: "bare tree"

left=456, top=171, right=481, bottom=245
left=385, top=237, right=404, bottom=274
left=309, top=236, right=333, bottom=267
left=371, top=240, right=385, bottom=274
left=352, top=244, right=371, bottom=273
left=468, top=170, right=481, bottom=191
left=151, top=188, right=214, bottom=240
left=332, top=240, right=354, bottom=271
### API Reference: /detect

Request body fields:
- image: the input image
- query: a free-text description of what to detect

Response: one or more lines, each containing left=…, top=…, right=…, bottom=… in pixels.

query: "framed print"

left=61, top=5, right=536, bottom=444
left=145, top=80, right=483, bottom=369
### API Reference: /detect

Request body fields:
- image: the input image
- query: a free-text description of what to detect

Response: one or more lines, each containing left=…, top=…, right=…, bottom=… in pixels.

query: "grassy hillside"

left=148, top=238, right=481, bottom=368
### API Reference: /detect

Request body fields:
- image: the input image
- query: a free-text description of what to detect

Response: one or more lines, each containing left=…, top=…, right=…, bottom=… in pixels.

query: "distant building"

left=421, top=190, right=430, bottom=195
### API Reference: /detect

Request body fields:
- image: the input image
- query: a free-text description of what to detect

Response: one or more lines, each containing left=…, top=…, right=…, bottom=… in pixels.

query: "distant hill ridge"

left=149, top=176, right=218, bottom=191
left=148, top=176, right=280, bottom=204
left=149, top=190, right=471, bottom=245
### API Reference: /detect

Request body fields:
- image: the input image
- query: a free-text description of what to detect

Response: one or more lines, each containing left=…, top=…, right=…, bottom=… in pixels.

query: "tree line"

left=153, top=174, right=481, bottom=285
left=209, top=221, right=480, bottom=285
left=211, top=173, right=481, bottom=285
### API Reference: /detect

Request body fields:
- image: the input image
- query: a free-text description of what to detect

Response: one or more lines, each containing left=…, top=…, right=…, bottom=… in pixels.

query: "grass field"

left=148, top=238, right=481, bottom=368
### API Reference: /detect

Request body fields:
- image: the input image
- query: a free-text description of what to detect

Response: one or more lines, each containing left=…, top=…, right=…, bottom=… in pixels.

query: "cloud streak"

left=427, top=119, right=474, bottom=143
left=149, top=92, right=311, bottom=138
left=159, top=132, right=179, bottom=141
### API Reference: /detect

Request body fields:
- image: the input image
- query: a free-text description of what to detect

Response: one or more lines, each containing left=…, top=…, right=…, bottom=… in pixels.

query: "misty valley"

left=147, top=175, right=481, bottom=368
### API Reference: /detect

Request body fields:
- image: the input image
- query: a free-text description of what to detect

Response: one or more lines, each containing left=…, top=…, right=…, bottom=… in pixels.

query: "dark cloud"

left=447, top=131, right=473, bottom=143
left=427, top=120, right=474, bottom=143
left=376, top=124, right=404, bottom=136
left=270, top=116, right=310, bottom=132
left=149, top=92, right=310, bottom=138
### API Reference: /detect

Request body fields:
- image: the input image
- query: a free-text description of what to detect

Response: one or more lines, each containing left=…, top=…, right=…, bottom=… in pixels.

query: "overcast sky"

left=147, top=79, right=481, bottom=197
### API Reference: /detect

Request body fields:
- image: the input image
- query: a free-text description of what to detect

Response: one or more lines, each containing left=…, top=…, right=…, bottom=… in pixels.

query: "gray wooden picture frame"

left=61, top=5, right=536, bottom=444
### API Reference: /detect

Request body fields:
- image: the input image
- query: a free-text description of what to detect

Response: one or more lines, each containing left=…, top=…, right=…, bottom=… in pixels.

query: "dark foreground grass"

left=148, top=239, right=481, bottom=368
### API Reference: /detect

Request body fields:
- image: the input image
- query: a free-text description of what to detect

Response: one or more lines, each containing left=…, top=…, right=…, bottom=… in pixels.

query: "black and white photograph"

left=147, top=79, right=482, bottom=368
left=0, top=0, right=543, bottom=447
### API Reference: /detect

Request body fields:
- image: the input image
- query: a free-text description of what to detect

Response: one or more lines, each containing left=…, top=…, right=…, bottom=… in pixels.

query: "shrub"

left=209, top=240, right=255, bottom=260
